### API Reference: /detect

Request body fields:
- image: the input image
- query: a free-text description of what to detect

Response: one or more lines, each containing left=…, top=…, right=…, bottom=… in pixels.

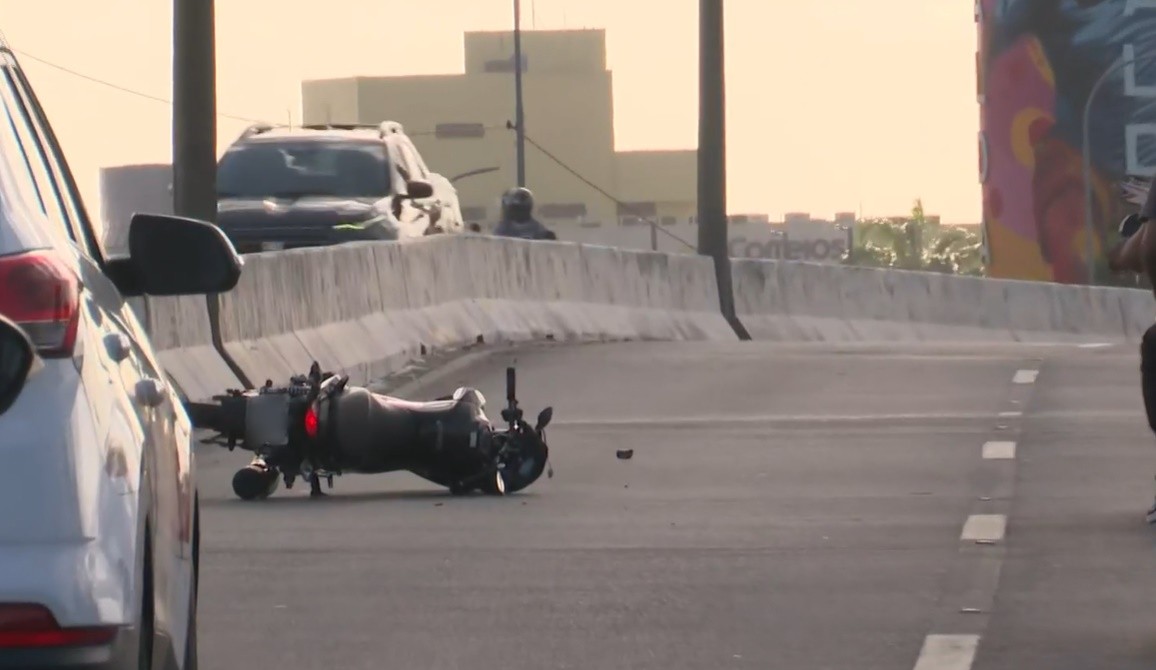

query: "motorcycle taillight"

left=303, top=406, right=319, bottom=438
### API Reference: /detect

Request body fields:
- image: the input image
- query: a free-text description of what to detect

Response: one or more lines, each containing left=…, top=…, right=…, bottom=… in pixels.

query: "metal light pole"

left=172, top=0, right=217, bottom=223
left=513, top=0, right=527, bottom=187
left=696, top=0, right=747, bottom=338
left=1082, top=48, right=1156, bottom=284
left=697, top=0, right=726, bottom=260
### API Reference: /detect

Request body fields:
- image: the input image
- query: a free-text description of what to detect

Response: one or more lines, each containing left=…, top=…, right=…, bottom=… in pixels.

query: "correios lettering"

left=728, top=234, right=847, bottom=262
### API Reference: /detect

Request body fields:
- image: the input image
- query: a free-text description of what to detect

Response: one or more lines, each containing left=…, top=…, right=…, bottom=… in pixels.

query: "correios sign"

left=555, top=220, right=851, bottom=263
left=728, top=233, right=847, bottom=262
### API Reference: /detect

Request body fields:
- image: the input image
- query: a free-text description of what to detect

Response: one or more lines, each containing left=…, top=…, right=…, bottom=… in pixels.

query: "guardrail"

left=143, top=234, right=1156, bottom=403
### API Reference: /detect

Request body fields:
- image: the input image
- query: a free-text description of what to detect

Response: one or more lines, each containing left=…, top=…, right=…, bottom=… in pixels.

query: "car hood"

left=215, top=196, right=387, bottom=230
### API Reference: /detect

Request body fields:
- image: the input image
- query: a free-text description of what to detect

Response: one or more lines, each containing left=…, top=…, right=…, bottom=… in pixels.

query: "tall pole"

left=697, top=0, right=725, bottom=260
left=172, top=0, right=253, bottom=387
left=172, top=0, right=218, bottom=223
left=513, top=0, right=527, bottom=187
left=697, top=0, right=747, bottom=338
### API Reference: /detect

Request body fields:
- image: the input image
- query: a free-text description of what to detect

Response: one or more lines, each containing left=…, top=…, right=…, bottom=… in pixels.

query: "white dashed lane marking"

left=912, top=634, right=980, bottom=670
left=982, top=441, right=1016, bottom=460
left=915, top=364, right=1039, bottom=669
left=1012, top=369, right=1038, bottom=384
left=961, top=514, right=1007, bottom=543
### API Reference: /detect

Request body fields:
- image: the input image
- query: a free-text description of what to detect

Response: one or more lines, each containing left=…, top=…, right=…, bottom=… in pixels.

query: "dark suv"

left=214, top=121, right=464, bottom=253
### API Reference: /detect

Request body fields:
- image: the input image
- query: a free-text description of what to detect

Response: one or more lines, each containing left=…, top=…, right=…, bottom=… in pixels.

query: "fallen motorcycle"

left=186, top=363, right=553, bottom=501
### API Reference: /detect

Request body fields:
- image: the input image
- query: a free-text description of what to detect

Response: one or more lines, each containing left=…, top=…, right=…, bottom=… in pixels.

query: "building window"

left=483, top=55, right=529, bottom=73
left=616, top=201, right=657, bottom=217
left=435, top=123, right=487, bottom=139
left=539, top=202, right=587, bottom=219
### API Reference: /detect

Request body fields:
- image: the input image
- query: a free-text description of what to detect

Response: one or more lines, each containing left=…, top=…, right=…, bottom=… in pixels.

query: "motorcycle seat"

left=371, top=389, right=485, bottom=426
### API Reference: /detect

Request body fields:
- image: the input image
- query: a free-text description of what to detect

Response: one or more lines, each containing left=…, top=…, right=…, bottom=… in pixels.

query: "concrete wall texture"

left=146, top=235, right=1156, bottom=405
left=300, top=28, right=697, bottom=230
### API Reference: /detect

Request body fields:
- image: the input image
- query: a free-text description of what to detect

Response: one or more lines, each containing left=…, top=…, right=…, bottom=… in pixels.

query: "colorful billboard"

left=977, top=0, right=1156, bottom=283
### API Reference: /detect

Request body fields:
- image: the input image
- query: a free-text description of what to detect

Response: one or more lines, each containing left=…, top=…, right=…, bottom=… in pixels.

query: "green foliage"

left=847, top=199, right=985, bottom=276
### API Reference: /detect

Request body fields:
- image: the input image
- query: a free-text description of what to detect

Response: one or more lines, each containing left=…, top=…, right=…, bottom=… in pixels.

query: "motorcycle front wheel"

left=480, top=470, right=506, bottom=496
left=232, top=464, right=281, bottom=500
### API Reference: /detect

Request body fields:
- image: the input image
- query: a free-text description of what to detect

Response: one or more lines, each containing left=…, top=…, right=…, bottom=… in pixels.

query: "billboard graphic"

left=978, top=0, right=1156, bottom=283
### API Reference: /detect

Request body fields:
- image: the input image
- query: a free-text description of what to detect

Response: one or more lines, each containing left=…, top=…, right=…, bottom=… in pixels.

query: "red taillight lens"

left=0, top=604, right=116, bottom=648
left=0, top=250, right=80, bottom=358
left=303, top=406, right=318, bottom=438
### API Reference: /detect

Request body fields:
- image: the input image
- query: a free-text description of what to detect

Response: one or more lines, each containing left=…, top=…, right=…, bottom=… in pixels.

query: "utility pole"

left=172, top=0, right=218, bottom=223
left=171, top=0, right=252, bottom=387
left=697, top=0, right=746, bottom=337
left=513, top=0, right=527, bottom=187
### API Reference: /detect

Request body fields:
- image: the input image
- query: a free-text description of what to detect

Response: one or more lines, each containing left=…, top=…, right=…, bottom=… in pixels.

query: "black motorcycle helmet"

left=501, top=187, right=534, bottom=223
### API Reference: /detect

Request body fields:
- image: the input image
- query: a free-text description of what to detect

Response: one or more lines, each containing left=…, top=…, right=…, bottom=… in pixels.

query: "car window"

left=217, top=140, right=392, bottom=200
left=0, top=64, right=75, bottom=246
left=0, top=88, right=50, bottom=220
left=2, top=56, right=105, bottom=261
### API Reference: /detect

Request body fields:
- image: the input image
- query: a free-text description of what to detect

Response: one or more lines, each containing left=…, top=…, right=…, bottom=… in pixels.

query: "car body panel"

left=0, top=43, right=197, bottom=668
left=215, top=195, right=400, bottom=252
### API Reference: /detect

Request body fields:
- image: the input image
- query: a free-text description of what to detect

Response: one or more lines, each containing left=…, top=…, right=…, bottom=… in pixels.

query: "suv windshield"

left=216, top=139, right=391, bottom=199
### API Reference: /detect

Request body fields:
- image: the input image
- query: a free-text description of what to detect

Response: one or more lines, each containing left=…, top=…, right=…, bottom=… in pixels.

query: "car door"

left=1, top=50, right=194, bottom=665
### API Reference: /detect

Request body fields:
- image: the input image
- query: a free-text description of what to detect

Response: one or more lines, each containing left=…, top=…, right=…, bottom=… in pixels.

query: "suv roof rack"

left=234, top=121, right=409, bottom=142
left=240, top=122, right=278, bottom=138
left=299, top=121, right=406, bottom=138
left=299, top=123, right=378, bottom=131
left=379, top=121, right=404, bottom=135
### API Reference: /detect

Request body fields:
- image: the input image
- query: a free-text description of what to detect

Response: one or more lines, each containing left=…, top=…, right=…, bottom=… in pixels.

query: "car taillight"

left=0, top=250, right=79, bottom=358
left=0, top=604, right=117, bottom=648
left=304, top=406, right=318, bottom=438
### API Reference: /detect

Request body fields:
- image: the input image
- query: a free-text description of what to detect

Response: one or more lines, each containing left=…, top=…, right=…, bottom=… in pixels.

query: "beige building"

left=300, top=28, right=695, bottom=229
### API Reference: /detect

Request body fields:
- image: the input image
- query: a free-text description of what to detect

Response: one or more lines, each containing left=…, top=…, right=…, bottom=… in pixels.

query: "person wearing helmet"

left=1107, top=171, right=1156, bottom=523
left=493, top=187, right=556, bottom=240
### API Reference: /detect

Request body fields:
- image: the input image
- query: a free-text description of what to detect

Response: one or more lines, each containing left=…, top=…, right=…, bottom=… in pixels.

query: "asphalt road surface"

left=194, top=340, right=1156, bottom=670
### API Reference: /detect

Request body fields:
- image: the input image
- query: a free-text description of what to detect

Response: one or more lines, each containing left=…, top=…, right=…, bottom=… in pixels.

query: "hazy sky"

left=0, top=0, right=981, bottom=223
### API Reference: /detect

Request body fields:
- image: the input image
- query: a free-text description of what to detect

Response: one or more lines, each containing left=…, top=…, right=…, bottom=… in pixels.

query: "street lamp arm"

left=449, top=166, right=501, bottom=184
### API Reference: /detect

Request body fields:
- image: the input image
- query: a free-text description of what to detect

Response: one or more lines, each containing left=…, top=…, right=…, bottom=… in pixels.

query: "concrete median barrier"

left=150, top=235, right=735, bottom=402
left=149, top=235, right=1156, bottom=405
left=143, top=293, right=240, bottom=402
left=731, top=258, right=1156, bottom=343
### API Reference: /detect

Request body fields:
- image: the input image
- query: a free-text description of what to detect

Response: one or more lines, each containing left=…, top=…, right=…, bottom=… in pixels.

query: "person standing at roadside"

left=1107, top=173, right=1156, bottom=522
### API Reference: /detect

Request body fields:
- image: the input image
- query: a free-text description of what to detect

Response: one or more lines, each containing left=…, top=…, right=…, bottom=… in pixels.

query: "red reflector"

left=0, top=250, right=80, bottom=358
left=304, top=406, right=318, bottom=437
left=0, top=604, right=116, bottom=648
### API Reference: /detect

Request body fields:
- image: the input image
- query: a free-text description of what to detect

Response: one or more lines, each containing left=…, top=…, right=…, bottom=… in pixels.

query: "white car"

left=0, top=46, right=242, bottom=669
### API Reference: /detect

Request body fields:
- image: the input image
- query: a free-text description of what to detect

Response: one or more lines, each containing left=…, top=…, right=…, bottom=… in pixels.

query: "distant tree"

left=848, top=199, right=985, bottom=276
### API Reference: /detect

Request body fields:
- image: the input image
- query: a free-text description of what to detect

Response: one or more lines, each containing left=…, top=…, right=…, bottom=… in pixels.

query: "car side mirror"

left=0, top=314, right=40, bottom=416
left=111, top=213, right=244, bottom=297
left=404, top=179, right=434, bottom=200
